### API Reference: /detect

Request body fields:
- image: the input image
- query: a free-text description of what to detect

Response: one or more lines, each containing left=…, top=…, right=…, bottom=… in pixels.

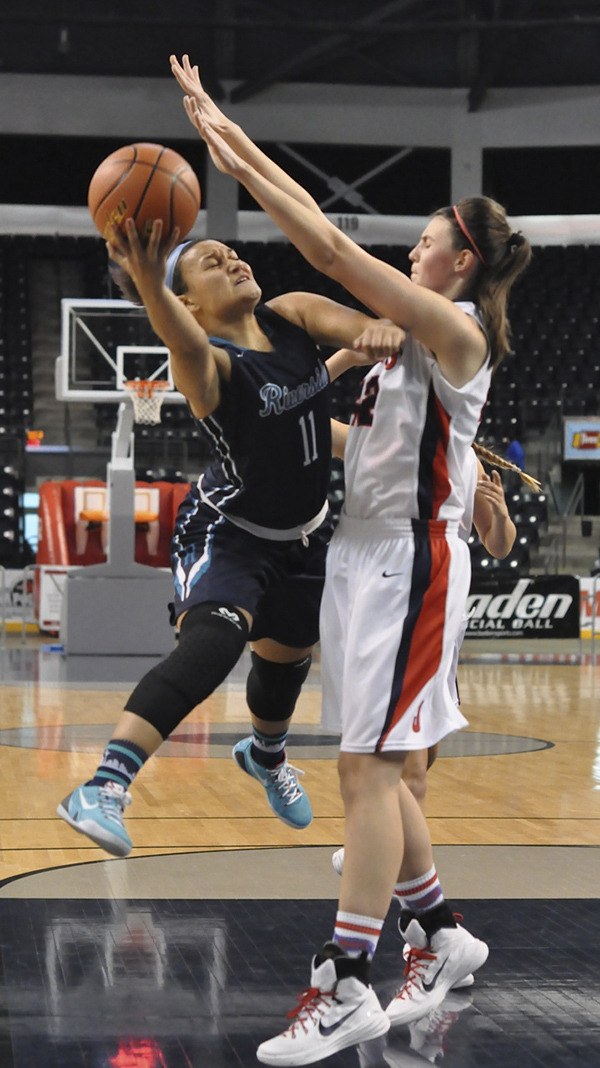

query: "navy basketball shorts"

left=170, top=494, right=333, bottom=649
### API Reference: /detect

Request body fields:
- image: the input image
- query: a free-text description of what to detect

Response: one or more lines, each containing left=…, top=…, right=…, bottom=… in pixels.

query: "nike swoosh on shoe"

left=318, top=1003, right=362, bottom=1036
left=422, top=960, right=447, bottom=992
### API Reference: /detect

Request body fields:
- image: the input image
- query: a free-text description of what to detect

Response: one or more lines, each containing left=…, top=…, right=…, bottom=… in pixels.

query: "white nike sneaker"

left=331, top=846, right=345, bottom=876
left=332, top=849, right=475, bottom=992
left=385, top=921, right=488, bottom=1027
left=401, top=920, right=474, bottom=990
left=256, top=943, right=390, bottom=1066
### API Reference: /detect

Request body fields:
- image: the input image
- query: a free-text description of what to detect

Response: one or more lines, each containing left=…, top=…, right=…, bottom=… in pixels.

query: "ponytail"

left=437, top=197, right=532, bottom=369
left=473, top=442, right=541, bottom=493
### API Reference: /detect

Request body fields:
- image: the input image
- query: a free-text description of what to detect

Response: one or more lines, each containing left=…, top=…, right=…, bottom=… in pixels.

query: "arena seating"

left=466, top=487, right=549, bottom=574
left=1, top=234, right=597, bottom=571
left=0, top=465, right=23, bottom=566
left=2, top=234, right=598, bottom=447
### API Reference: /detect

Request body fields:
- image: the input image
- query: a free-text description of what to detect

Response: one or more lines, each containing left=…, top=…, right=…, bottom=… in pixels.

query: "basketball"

left=88, top=142, right=201, bottom=243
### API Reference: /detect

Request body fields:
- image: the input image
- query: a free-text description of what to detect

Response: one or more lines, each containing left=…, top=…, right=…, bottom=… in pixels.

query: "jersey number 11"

left=299, top=411, right=318, bottom=466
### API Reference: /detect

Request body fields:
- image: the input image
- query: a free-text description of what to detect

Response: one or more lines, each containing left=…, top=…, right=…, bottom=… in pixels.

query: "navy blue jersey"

left=196, top=304, right=331, bottom=532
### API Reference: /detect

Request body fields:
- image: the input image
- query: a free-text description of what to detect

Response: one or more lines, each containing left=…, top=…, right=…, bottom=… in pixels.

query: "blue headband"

left=165, top=241, right=194, bottom=291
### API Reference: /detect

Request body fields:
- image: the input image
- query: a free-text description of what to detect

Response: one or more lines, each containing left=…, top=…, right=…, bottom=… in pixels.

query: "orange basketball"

left=88, top=142, right=201, bottom=243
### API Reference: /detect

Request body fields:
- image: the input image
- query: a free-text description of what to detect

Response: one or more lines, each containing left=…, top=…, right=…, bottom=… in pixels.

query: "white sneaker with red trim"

left=331, top=850, right=476, bottom=992
left=385, top=921, right=488, bottom=1026
left=256, top=945, right=390, bottom=1066
left=401, top=922, right=474, bottom=990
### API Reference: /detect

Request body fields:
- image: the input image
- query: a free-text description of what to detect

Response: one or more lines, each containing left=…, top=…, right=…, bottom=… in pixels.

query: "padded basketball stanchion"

left=60, top=398, right=174, bottom=656
left=592, top=575, right=598, bottom=662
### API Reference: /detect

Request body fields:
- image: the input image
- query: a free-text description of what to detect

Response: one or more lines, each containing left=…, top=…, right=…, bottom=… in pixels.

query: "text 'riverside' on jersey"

left=194, top=305, right=332, bottom=533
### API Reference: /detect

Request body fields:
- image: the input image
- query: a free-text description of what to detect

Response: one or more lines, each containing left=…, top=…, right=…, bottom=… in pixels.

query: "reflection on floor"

left=1, top=897, right=599, bottom=1068
left=0, top=638, right=599, bottom=1066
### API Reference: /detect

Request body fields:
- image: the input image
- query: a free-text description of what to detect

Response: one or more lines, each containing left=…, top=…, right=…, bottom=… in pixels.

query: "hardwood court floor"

left=0, top=637, right=599, bottom=882
left=1, top=637, right=599, bottom=1068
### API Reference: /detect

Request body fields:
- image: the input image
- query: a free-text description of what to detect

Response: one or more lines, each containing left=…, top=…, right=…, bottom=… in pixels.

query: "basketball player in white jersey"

left=327, top=442, right=517, bottom=1004
left=325, top=439, right=517, bottom=807
left=172, top=53, right=532, bottom=1065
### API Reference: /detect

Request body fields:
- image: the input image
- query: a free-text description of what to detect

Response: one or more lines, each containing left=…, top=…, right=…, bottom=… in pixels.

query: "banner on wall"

left=0, top=568, right=35, bottom=626
left=579, top=577, right=600, bottom=638
left=3, top=567, right=596, bottom=638
left=465, top=575, right=581, bottom=638
left=38, top=565, right=76, bottom=633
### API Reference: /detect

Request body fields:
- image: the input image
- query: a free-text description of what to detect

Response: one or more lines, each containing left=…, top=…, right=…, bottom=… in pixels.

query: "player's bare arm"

left=196, top=120, right=486, bottom=387
left=473, top=466, right=516, bottom=559
left=171, top=54, right=320, bottom=216
left=267, top=292, right=403, bottom=357
left=331, top=419, right=350, bottom=460
left=106, top=218, right=227, bottom=419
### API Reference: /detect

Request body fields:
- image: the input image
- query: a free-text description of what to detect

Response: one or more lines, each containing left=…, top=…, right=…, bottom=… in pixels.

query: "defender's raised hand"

left=170, top=54, right=228, bottom=131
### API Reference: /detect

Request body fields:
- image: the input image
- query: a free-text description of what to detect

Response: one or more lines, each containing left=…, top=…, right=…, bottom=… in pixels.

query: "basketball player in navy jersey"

left=182, top=59, right=533, bottom=1063
left=57, top=216, right=404, bottom=858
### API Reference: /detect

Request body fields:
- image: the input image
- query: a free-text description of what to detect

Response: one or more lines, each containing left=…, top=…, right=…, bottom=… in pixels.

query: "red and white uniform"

left=321, top=302, right=490, bottom=751
left=458, top=446, right=478, bottom=544
left=445, top=445, right=479, bottom=704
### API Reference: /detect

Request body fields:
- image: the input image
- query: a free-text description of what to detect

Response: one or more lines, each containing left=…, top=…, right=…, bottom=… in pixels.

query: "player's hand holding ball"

left=105, top=217, right=180, bottom=299
left=88, top=142, right=201, bottom=244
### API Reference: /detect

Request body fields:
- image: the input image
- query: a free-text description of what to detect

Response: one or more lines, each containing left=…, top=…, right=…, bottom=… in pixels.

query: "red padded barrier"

left=35, top=479, right=186, bottom=568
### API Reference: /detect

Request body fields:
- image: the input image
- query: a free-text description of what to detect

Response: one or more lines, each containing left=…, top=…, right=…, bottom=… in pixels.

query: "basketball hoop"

left=123, top=379, right=171, bottom=425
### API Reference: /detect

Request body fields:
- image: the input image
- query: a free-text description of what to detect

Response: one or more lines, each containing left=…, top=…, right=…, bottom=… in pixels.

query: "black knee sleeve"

left=125, top=602, right=249, bottom=739
left=246, top=651, right=312, bottom=722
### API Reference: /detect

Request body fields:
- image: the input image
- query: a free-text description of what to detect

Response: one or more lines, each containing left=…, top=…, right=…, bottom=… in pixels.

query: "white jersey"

left=459, top=446, right=479, bottom=542
left=343, top=302, right=491, bottom=524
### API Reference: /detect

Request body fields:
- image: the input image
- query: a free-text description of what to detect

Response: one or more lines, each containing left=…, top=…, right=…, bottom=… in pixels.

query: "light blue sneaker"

left=232, top=736, right=313, bottom=829
left=57, top=781, right=133, bottom=857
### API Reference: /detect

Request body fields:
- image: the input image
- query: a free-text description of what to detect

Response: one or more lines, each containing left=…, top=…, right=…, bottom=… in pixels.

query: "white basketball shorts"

left=320, top=514, right=470, bottom=752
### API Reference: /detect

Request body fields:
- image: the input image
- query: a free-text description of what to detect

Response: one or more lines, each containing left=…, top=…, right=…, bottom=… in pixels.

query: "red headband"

left=452, top=205, right=487, bottom=266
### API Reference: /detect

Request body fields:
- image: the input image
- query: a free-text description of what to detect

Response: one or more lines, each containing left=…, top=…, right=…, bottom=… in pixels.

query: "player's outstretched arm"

left=195, top=117, right=486, bottom=386
left=325, top=321, right=404, bottom=382
left=106, top=219, right=224, bottom=418
left=170, top=53, right=321, bottom=215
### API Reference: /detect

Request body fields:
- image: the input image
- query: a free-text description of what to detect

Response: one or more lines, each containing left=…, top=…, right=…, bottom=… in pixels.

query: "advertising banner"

left=579, top=576, right=600, bottom=638
left=563, top=416, right=600, bottom=462
left=466, top=575, right=580, bottom=638
left=2, top=567, right=595, bottom=639
left=38, top=565, right=76, bottom=632
left=0, top=568, right=35, bottom=626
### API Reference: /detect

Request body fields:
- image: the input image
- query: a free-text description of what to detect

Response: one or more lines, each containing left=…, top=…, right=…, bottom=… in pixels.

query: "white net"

left=123, top=380, right=170, bottom=425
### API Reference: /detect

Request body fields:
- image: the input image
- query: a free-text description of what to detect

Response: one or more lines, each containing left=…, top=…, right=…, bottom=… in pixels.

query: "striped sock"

left=86, top=739, right=149, bottom=790
left=333, top=910, right=384, bottom=960
left=393, top=866, right=444, bottom=915
left=250, top=727, right=287, bottom=770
